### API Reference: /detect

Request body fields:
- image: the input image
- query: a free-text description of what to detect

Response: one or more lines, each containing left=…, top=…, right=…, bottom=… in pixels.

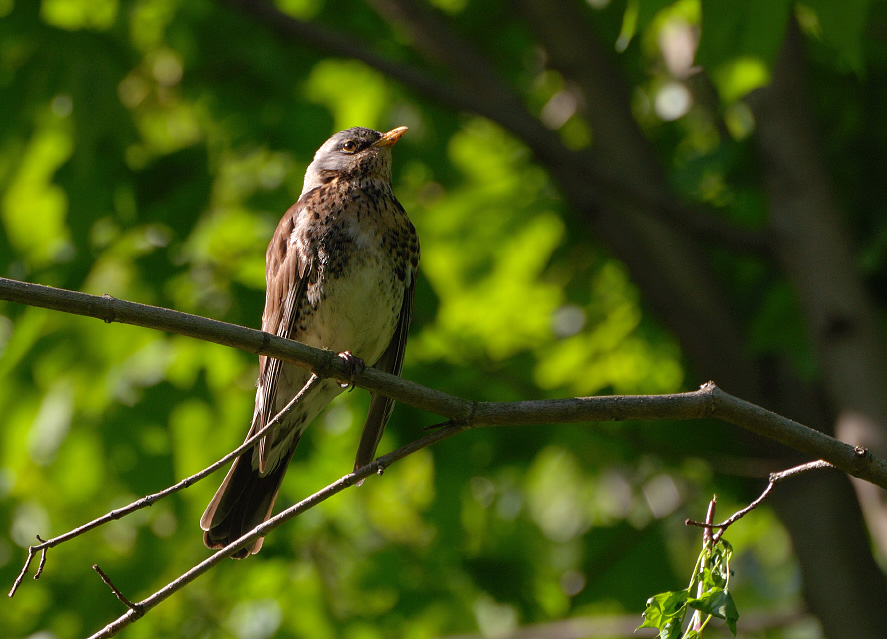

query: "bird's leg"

left=337, top=350, right=366, bottom=391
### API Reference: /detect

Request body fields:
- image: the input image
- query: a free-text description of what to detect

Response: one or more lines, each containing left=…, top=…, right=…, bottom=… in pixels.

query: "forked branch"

left=686, top=460, right=835, bottom=543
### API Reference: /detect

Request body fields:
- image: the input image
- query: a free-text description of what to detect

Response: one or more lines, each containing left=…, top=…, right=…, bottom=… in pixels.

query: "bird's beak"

left=373, top=126, right=408, bottom=147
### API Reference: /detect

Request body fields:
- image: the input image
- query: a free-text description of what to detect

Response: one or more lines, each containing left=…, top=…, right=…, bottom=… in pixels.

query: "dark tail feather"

left=353, top=392, right=394, bottom=484
left=200, top=447, right=296, bottom=559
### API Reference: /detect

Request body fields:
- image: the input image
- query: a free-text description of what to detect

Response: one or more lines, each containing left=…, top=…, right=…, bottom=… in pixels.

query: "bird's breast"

left=294, top=195, right=414, bottom=365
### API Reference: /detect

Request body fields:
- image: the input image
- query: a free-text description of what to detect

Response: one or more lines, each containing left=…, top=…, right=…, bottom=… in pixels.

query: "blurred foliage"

left=0, top=1, right=884, bottom=638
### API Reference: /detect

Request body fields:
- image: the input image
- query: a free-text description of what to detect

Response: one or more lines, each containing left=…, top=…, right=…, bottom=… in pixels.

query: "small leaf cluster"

left=639, top=538, right=739, bottom=638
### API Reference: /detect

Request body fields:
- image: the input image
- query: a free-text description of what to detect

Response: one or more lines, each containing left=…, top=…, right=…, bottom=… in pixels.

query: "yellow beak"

left=373, top=126, right=409, bottom=147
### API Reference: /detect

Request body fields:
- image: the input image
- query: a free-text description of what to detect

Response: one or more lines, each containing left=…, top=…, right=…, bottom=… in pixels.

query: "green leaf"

left=663, top=617, right=686, bottom=639
left=638, top=589, right=690, bottom=631
left=687, top=588, right=740, bottom=635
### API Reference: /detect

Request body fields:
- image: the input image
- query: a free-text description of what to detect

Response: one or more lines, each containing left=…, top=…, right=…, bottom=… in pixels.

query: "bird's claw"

left=337, top=350, right=366, bottom=390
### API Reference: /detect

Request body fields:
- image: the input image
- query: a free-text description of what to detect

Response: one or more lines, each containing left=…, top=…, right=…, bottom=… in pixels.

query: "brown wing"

left=353, top=274, right=415, bottom=473
left=255, top=199, right=314, bottom=472
left=200, top=199, right=314, bottom=535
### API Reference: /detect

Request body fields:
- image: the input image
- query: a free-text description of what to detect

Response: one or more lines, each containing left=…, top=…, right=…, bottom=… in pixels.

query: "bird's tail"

left=200, top=444, right=297, bottom=559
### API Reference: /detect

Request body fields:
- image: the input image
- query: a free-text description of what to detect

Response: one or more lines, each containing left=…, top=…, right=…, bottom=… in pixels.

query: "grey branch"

left=84, top=422, right=466, bottom=639
left=92, top=565, right=140, bottom=612
left=2, top=276, right=886, bottom=488
left=686, top=460, right=836, bottom=543
left=7, top=374, right=322, bottom=598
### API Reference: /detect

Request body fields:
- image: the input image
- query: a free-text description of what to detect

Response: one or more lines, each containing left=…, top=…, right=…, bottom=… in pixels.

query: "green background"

left=1, top=1, right=885, bottom=638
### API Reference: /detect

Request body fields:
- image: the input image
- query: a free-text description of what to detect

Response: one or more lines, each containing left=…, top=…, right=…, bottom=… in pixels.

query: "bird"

left=201, top=126, right=419, bottom=558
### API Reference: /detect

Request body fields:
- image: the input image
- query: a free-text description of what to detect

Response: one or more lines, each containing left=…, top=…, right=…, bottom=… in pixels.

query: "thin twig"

left=8, top=536, right=46, bottom=598
left=685, top=460, right=836, bottom=542
left=8, top=375, right=321, bottom=598
left=690, top=496, right=717, bottom=632
left=92, top=565, right=140, bottom=612
left=769, top=459, right=835, bottom=482
left=84, top=422, right=468, bottom=639
left=702, top=495, right=716, bottom=545
left=35, top=536, right=47, bottom=577
left=8, top=554, right=31, bottom=597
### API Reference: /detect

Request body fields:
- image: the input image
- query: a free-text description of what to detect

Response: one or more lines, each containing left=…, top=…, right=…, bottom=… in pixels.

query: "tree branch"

left=513, top=0, right=770, bottom=255
left=2, top=276, right=886, bottom=489
left=686, top=460, right=835, bottom=542
left=7, top=374, right=322, bottom=597
left=92, top=565, right=140, bottom=612
left=83, top=421, right=466, bottom=639
left=0, top=276, right=468, bottom=418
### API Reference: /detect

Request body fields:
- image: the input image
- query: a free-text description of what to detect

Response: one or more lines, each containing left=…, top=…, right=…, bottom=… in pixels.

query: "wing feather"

left=254, top=199, right=314, bottom=472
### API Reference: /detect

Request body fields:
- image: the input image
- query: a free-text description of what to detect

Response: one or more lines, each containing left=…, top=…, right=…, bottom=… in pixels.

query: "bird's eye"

left=341, top=140, right=357, bottom=153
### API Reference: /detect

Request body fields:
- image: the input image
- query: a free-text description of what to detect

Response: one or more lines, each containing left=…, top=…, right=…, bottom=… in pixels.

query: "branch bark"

left=686, top=460, right=835, bottom=542
left=2, top=276, right=886, bottom=489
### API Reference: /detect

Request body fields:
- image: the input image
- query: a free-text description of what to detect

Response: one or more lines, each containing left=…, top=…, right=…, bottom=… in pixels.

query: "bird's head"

left=301, top=126, right=408, bottom=195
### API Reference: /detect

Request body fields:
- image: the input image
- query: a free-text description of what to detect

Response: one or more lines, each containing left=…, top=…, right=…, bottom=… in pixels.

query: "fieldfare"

left=201, top=126, right=419, bottom=557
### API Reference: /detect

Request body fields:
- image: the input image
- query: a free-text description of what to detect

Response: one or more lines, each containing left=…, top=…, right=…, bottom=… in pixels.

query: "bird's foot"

left=337, top=350, right=366, bottom=390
